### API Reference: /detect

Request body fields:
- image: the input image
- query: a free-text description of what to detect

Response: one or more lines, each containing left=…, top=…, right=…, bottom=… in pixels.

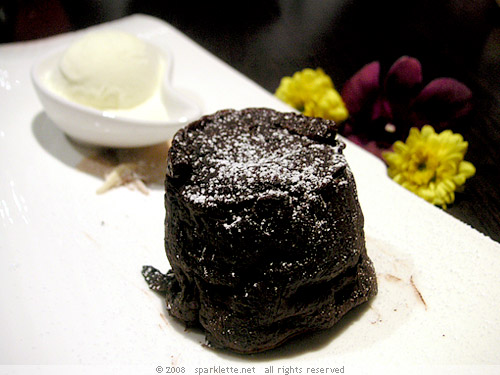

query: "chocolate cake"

left=143, top=107, right=377, bottom=353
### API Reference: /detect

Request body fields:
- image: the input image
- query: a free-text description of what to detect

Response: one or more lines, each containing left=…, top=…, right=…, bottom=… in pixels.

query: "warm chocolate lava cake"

left=143, top=107, right=377, bottom=354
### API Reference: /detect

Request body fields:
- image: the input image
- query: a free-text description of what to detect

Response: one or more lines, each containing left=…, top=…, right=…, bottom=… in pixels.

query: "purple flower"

left=340, top=56, right=472, bottom=158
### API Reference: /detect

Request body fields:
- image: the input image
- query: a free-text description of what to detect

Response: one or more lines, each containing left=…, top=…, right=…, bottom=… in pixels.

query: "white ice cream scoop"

left=55, top=30, right=163, bottom=110
left=31, top=30, right=202, bottom=148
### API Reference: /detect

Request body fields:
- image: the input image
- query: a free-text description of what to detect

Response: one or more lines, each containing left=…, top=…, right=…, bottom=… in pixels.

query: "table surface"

left=3, top=0, right=499, bottom=243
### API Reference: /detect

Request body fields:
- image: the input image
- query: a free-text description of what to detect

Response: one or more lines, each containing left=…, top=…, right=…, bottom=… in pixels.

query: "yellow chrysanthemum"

left=275, top=68, right=348, bottom=122
left=304, top=88, right=349, bottom=122
left=382, top=125, right=476, bottom=208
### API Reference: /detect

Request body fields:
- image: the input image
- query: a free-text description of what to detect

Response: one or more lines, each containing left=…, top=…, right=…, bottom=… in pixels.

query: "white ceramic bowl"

left=31, top=33, right=202, bottom=148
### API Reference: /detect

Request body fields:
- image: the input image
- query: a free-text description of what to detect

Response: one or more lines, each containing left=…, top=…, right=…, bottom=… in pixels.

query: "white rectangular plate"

left=1, top=14, right=499, bottom=371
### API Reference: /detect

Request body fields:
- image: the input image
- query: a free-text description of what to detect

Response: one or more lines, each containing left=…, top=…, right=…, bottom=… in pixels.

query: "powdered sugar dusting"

left=176, top=109, right=346, bottom=207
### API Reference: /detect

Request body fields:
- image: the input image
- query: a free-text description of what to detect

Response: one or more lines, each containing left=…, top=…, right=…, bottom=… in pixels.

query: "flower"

left=304, top=88, right=349, bottom=122
left=382, top=125, right=475, bottom=208
left=341, top=56, right=472, bottom=158
left=275, top=68, right=349, bottom=122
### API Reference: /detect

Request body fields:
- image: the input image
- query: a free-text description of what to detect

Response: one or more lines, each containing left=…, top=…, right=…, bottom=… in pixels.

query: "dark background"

left=2, top=0, right=499, bottom=242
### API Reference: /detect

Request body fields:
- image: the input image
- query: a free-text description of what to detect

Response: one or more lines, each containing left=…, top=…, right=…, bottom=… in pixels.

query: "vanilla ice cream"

left=51, top=30, right=163, bottom=110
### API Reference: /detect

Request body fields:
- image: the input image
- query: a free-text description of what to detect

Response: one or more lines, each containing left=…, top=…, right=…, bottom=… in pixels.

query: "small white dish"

left=31, top=33, right=202, bottom=148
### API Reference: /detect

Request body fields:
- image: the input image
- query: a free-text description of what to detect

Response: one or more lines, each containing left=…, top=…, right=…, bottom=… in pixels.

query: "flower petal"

left=304, top=88, right=349, bottom=122
left=341, top=61, right=380, bottom=115
left=384, top=56, right=423, bottom=97
left=410, top=78, right=473, bottom=130
left=371, top=97, right=392, bottom=122
left=275, top=68, right=335, bottom=111
left=383, top=56, right=423, bottom=133
left=458, top=161, right=476, bottom=178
